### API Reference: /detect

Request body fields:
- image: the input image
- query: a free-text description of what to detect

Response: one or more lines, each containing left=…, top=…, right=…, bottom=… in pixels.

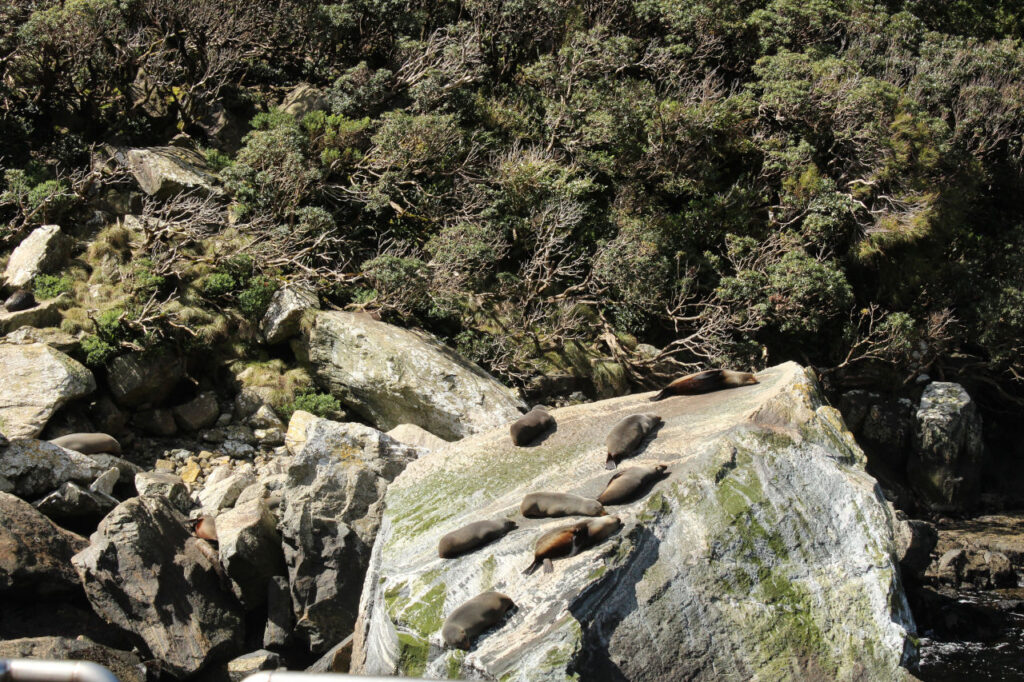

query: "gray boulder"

left=280, top=84, right=328, bottom=118
left=308, top=311, right=526, bottom=439
left=350, top=362, right=916, bottom=680
left=217, top=498, right=287, bottom=609
left=3, top=224, right=71, bottom=288
left=0, top=439, right=102, bottom=498
left=226, top=649, right=281, bottom=682
left=262, top=285, right=318, bottom=344
left=108, top=351, right=185, bottom=408
left=133, top=407, right=177, bottom=436
left=174, top=392, right=220, bottom=431
left=279, top=416, right=420, bottom=653
left=34, top=481, right=119, bottom=522
left=197, top=465, right=257, bottom=514
left=122, top=147, right=219, bottom=198
left=386, top=423, right=450, bottom=453
left=134, top=471, right=191, bottom=512
left=0, top=344, right=95, bottom=438
left=264, top=575, right=293, bottom=649
left=0, top=491, right=87, bottom=595
left=71, top=495, right=244, bottom=677
left=908, top=382, right=984, bottom=511
left=0, top=637, right=145, bottom=682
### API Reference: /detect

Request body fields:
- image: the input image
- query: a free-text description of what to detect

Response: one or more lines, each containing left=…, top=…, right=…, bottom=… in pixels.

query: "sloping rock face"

left=0, top=343, right=95, bottom=437
left=278, top=415, right=421, bottom=654
left=0, top=491, right=87, bottom=595
left=3, top=224, right=70, bottom=288
left=308, top=311, right=526, bottom=440
left=0, top=439, right=102, bottom=498
left=351, top=362, right=916, bottom=680
left=71, top=495, right=244, bottom=678
left=122, top=147, right=219, bottom=198
left=262, top=284, right=318, bottom=344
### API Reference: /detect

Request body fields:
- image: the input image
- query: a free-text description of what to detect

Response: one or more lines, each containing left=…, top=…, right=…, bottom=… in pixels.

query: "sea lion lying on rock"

left=4, top=289, right=36, bottom=312
left=510, top=406, right=556, bottom=446
left=49, top=432, right=122, bottom=455
left=605, top=414, right=662, bottom=469
left=523, top=515, right=623, bottom=574
left=520, top=492, right=605, bottom=518
left=438, top=518, right=518, bottom=558
left=597, top=464, right=669, bottom=505
left=442, top=591, right=516, bottom=650
left=650, top=369, right=758, bottom=401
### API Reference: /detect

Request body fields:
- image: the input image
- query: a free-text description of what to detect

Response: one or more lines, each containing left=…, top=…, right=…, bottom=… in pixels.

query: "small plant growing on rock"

left=31, top=273, right=73, bottom=299
left=281, top=389, right=342, bottom=421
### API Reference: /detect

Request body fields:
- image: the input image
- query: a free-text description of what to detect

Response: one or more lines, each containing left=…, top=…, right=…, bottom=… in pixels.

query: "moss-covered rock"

left=350, top=362, right=916, bottom=680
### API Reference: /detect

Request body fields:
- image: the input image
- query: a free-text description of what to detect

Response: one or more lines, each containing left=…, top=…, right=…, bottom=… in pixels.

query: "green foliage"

left=238, top=276, right=278, bottom=321
left=31, top=273, right=73, bottom=299
left=280, top=389, right=342, bottom=422
left=81, top=334, right=117, bottom=367
left=203, top=272, right=237, bottom=297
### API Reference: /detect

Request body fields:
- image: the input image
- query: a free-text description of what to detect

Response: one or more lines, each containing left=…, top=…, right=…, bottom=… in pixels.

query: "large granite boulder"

left=0, top=343, right=95, bottom=437
left=308, top=311, right=526, bottom=440
left=278, top=415, right=420, bottom=653
left=0, top=491, right=87, bottom=595
left=350, top=362, right=917, bottom=680
left=71, top=495, right=244, bottom=677
left=3, top=224, right=71, bottom=288
left=0, top=637, right=145, bottom=682
left=0, top=439, right=103, bottom=498
left=907, top=382, right=984, bottom=512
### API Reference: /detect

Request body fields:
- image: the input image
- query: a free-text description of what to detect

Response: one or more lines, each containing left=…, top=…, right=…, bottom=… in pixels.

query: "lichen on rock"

left=350, top=362, right=917, bottom=680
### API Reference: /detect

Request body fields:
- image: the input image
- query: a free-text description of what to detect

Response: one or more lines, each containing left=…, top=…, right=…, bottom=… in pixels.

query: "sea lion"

left=4, top=289, right=36, bottom=312
left=520, top=492, right=605, bottom=518
left=649, top=369, right=758, bottom=401
left=578, top=514, right=623, bottom=547
left=49, top=432, right=122, bottom=455
left=605, top=414, right=662, bottom=469
left=510, top=406, right=556, bottom=446
left=597, top=464, right=669, bottom=505
left=439, top=518, right=518, bottom=558
left=522, top=524, right=586, bottom=574
left=191, top=515, right=218, bottom=541
left=442, top=591, right=517, bottom=649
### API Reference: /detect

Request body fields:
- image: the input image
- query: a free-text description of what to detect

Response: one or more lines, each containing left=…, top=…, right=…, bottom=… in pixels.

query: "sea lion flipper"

left=605, top=458, right=616, bottom=470
left=650, top=389, right=668, bottom=402
left=542, top=558, right=553, bottom=574
left=523, top=559, right=541, bottom=575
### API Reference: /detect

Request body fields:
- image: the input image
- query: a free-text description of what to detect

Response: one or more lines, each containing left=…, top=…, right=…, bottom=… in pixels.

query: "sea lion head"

left=443, top=623, right=471, bottom=650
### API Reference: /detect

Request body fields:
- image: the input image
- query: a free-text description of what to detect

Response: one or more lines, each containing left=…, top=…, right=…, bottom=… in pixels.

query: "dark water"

left=916, top=587, right=1024, bottom=681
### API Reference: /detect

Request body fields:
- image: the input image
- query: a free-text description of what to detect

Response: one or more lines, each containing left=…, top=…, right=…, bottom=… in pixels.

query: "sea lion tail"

left=523, top=560, right=541, bottom=576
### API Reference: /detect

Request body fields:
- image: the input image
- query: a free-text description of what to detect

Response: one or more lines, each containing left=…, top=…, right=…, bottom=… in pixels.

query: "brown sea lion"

left=605, top=414, right=662, bottom=469
left=522, top=524, right=586, bottom=574
left=49, top=432, right=122, bottom=455
left=4, top=289, right=36, bottom=312
left=442, top=591, right=517, bottom=649
left=597, top=464, right=669, bottom=505
left=191, top=515, right=218, bottom=541
left=438, top=518, right=518, bottom=558
left=510, top=406, right=556, bottom=446
left=649, top=369, right=758, bottom=401
left=520, top=492, right=605, bottom=518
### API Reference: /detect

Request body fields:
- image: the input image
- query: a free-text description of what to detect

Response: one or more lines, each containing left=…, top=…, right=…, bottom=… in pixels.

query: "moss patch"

left=396, top=633, right=429, bottom=677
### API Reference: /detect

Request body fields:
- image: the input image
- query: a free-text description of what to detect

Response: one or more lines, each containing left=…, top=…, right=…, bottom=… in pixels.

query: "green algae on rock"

left=351, top=362, right=917, bottom=680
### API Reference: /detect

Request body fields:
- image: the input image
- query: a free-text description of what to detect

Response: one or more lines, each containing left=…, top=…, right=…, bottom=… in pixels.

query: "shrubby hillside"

left=2, top=0, right=1023, bottom=405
